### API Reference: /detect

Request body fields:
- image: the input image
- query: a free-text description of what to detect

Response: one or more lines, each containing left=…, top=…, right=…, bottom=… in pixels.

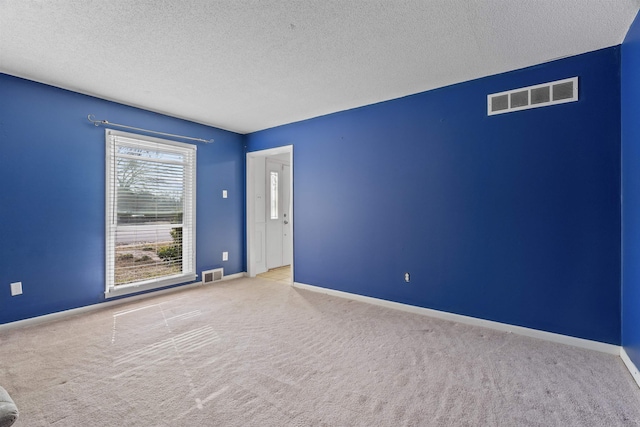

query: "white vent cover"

left=202, top=268, right=223, bottom=285
left=488, top=77, right=578, bottom=115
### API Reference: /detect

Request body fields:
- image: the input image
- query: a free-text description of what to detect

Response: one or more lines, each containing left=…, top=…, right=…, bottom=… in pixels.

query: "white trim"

left=621, top=347, right=640, bottom=389
left=0, top=272, right=247, bottom=333
left=111, top=129, right=198, bottom=150
left=293, top=281, right=619, bottom=355
left=104, top=274, right=197, bottom=298
left=221, top=272, right=246, bottom=281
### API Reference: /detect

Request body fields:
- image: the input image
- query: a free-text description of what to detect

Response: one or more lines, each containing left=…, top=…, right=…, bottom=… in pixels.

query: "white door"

left=266, top=159, right=292, bottom=269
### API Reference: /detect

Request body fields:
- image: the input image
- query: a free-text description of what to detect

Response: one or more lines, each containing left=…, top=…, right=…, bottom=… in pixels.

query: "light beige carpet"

left=1, top=277, right=639, bottom=426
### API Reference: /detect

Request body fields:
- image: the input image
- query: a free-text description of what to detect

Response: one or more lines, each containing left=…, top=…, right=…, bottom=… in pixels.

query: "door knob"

left=284, top=220, right=289, bottom=224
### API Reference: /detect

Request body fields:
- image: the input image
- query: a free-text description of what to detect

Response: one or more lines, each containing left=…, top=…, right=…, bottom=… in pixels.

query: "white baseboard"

left=293, top=281, right=620, bottom=355
left=0, top=272, right=248, bottom=332
left=222, top=272, right=246, bottom=281
left=621, top=348, right=640, bottom=389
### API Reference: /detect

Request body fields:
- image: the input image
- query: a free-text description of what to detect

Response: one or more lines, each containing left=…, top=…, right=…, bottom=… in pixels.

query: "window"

left=105, top=130, right=196, bottom=298
left=270, top=171, right=279, bottom=219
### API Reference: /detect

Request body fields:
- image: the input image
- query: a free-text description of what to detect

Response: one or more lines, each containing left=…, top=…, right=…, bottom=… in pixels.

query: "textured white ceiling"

left=1, top=1, right=639, bottom=134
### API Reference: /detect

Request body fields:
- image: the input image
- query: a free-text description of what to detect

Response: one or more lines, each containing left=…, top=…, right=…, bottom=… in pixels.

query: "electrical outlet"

left=10, top=282, right=22, bottom=296
left=222, top=190, right=228, bottom=198
left=222, top=251, right=229, bottom=261
left=404, top=273, right=410, bottom=283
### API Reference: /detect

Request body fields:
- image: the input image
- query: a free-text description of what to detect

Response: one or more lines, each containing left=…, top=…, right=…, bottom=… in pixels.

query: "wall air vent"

left=202, top=268, right=223, bottom=285
left=488, top=77, right=578, bottom=116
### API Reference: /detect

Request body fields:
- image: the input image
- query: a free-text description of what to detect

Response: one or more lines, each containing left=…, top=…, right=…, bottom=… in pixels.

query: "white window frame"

left=105, top=129, right=196, bottom=298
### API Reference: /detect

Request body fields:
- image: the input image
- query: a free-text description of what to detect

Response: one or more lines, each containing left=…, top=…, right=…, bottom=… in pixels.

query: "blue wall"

left=0, top=74, right=245, bottom=324
left=0, top=45, right=627, bottom=346
left=622, top=11, right=640, bottom=368
left=247, top=47, right=622, bottom=344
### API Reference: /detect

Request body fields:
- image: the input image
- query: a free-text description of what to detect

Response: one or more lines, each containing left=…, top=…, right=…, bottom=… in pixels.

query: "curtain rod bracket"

left=87, top=114, right=214, bottom=143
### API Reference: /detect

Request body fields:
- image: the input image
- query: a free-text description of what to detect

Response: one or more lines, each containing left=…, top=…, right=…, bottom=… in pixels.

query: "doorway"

left=266, top=157, right=291, bottom=269
left=246, top=146, right=293, bottom=283
left=256, top=265, right=292, bottom=284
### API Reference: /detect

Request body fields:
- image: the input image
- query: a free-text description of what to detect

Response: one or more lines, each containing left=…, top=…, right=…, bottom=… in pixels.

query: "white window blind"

left=105, top=130, right=196, bottom=298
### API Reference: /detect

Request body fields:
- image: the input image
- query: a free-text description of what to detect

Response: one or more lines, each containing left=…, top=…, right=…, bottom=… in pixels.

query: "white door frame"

left=246, top=145, right=293, bottom=281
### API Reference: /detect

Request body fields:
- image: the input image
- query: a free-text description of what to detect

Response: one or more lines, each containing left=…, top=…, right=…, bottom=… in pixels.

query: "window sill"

left=105, top=273, right=197, bottom=299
